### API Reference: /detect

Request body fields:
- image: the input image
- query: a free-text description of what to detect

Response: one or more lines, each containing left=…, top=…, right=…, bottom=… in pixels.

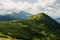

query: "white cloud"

left=0, top=0, right=60, bottom=18
left=35, top=0, right=56, bottom=7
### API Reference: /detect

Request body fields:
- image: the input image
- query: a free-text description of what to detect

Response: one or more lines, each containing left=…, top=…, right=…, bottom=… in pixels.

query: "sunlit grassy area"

left=0, top=38, right=17, bottom=40
left=0, top=33, right=17, bottom=40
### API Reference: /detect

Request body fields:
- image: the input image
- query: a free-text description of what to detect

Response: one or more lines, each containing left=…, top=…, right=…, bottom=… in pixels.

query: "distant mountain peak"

left=20, top=11, right=28, bottom=14
left=13, top=11, right=32, bottom=19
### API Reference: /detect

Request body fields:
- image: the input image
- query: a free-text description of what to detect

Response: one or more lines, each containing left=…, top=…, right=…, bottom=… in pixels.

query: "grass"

left=0, top=38, right=17, bottom=40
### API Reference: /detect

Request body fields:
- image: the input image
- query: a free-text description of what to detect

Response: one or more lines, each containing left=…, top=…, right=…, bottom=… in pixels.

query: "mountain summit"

left=27, top=13, right=60, bottom=29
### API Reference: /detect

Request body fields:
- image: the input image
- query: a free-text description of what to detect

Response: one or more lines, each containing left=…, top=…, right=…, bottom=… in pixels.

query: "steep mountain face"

left=55, top=18, right=60, bottom=23
left=0, top=13, right=60, bottom=40
left=0, top=11, right=32, bottom=21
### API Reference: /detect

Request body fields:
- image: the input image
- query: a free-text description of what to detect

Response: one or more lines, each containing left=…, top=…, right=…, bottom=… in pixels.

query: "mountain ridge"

left=0, top=11, right=32, bottom=21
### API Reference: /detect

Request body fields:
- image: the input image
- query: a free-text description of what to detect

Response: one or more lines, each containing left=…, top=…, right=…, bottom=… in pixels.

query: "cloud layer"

left=0, top=0, right=60, bottom=18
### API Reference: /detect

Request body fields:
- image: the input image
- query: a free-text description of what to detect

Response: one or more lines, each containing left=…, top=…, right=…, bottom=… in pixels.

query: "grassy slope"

left=0, top=38, right=16, bottom=40
left=0, top=33, right=16, bottom=40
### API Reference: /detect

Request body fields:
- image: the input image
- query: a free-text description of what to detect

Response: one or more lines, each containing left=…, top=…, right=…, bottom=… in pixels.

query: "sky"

left=0, top=0, right=60, bottom=18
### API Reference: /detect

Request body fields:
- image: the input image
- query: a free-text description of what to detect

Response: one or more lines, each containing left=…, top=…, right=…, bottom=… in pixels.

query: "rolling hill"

left=0, top=13, right=60, bottom=40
